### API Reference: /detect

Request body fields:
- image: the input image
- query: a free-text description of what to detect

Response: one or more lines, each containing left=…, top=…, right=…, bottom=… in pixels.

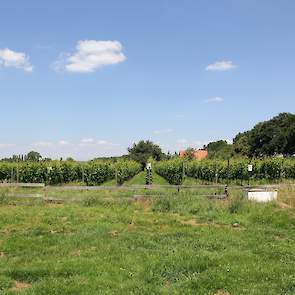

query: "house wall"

left=179, top=149, right=208, bottom=160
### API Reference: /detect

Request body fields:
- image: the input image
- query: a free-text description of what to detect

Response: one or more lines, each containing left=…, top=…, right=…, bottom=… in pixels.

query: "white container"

left=247, top=190, right=278, bottom=202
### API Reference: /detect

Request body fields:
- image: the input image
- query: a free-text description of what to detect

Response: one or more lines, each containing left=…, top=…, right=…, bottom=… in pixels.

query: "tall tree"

left=26, top=151, right=42, bottom=162
left=233, top=132, right=251, bottom=156
left=232, top=113, right=295, bottom=157
left=128, top=140, right=165, bottom=169
left=205, top=140, right=233, bottom=159
left=247, top=113, right=295, bottom=156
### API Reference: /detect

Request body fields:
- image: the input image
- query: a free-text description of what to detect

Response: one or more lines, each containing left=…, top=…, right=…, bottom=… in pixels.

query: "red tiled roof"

left=179, top=149, right=208, bottom=160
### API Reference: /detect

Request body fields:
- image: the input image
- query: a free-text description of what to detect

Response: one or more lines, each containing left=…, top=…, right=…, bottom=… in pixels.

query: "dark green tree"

left=26, top=151, right=42, bottom=162
left=247, top=113, right=295, bottom=156
left=205, top=140, right=233, bottom=159
left=128, top=140, right=165, bottom=169
left=233, top=132, right=251, bottom=156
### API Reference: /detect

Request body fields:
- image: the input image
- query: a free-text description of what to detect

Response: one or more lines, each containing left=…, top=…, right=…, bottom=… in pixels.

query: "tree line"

left=204, top=113, right=295, bottom=159
left=2, top=113, right=294, bottom=165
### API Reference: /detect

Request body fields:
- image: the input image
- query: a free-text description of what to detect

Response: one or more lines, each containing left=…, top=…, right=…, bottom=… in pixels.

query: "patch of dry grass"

left=278, top=184, right=295, bottom=207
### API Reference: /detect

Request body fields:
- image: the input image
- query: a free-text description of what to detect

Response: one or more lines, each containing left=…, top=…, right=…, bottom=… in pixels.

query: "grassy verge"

left=0, top=187, right=295, bottom=294
left=123, top=171, right=169, bottom=186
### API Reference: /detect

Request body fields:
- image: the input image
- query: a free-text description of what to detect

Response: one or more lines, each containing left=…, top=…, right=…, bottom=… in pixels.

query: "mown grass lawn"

left=0, top=187, right=295, bottom=295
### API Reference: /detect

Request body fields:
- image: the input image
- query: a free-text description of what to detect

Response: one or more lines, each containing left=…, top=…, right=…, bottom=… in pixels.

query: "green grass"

left=101, top=178, right=118, bottom=186
left=78, top=171, right=169, bottom=187
left=123, top=171, right=146, bottom=185
left=100, top=171, right=169, bottom=186
left=123, top=171, right=169, bottom=186
left=0, top=187, right=295, bottom=294
left=182, top=177, right=203, bottom=185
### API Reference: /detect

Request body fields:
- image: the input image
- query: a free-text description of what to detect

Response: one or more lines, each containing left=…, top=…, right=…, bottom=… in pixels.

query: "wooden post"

left=227, top=159, right=230, bottom=186
left=16, top=165, right=19, bottom=183
left=82, top=166, right=85, bottom=184
left=182, top=162, right=186, bottom=185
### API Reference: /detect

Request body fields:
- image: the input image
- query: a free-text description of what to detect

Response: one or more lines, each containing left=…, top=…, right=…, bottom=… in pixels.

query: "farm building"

left=179, top=149, right=208, bottom=160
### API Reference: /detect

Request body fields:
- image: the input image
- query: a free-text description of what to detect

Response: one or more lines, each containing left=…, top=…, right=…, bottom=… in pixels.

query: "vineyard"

left=155, top=158, right=295, bottom=185
left=1, top=157, right=295, bottom=186
left=0, top=160, right=141, bottom=185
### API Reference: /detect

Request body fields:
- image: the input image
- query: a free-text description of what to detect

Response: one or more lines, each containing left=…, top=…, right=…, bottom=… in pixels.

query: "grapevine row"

left=155, top=158, right=295, bottom=185
left=0, top=160, right=141, bottom=185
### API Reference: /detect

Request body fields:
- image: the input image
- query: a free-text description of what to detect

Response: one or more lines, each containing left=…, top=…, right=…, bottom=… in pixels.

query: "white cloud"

left=79, top=138, right=120, bottom=149
left=0, top=48, right=33, bottom=72
left=153, top=128, right=173, bottom=135
left=206, top=60, right=236, bottom=72
left=32, top=141, right=53, bottom=147
left=81, top=138, right=95, bottom=144
left=58, top=140, right=69, bottom=145
left=54, top=40, right=126, bottom=73
left=0, top=143, right=16, bottom=148
left=96, top=140, right=109, bottom=145
left=204, top=96, right=224, bottom=103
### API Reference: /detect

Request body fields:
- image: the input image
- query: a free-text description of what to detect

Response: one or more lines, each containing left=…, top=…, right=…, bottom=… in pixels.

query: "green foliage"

left=233, top=113, right=295, bottom=157
left=205, top=140, right=233, bottom=159
left=155, top=157, right=295, bottom=184
left=83, top=161, right=115, bottom=186
left=26, top=151, right=42, bottom=162
left=0, top=160, right=141, bottom=185
left=128, top=140, right=165, bottom=168
left=115, top=160, right=141, bottom=185
left=233, top=132, right=251, bottom=156
left=19, top=162, right=47, bottom=183
left=155, top=158, right=185, bottom=185
left=1, top=157, right=295, bottom=185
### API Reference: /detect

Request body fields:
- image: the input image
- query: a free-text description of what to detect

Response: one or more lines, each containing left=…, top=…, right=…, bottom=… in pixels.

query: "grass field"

left=0, top=176, right=295, bottom=294
left=123, top=171, right=168, bottom=186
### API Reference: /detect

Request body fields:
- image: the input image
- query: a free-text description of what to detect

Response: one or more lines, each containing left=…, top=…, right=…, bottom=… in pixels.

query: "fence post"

left=11, top=168, right=14, bottom=183
left=16, top=165, right=19, bottom=183
left=182, top=162, right=185, bottom=183
left=82, top=166, right=85, bottom=183
left=145, top=167, right=152, bottom=185
left=225, top=185, right=228, bottom=197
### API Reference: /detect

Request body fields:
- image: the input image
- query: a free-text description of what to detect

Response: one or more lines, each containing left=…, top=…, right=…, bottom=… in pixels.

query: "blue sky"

left=0, top=0, right=295, bottom=159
